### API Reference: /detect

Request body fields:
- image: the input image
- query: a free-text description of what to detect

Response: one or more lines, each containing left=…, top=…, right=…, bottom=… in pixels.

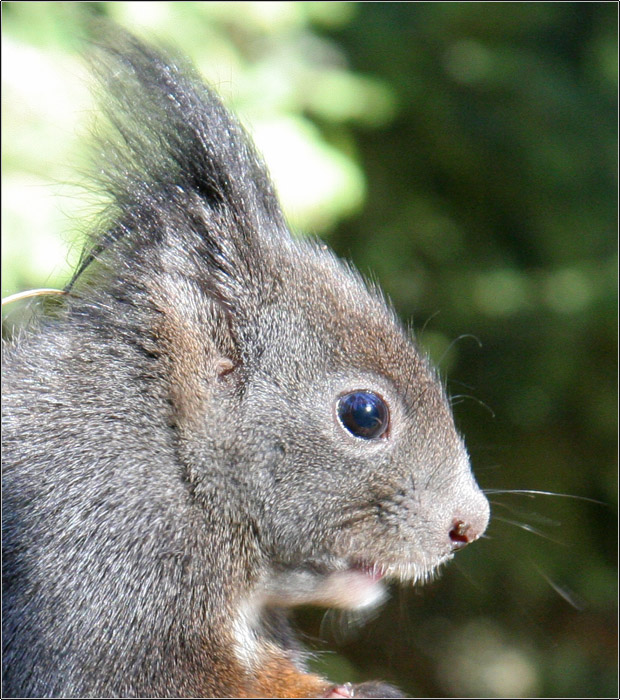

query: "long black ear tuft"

left=70, top=29, right=288, bottom=315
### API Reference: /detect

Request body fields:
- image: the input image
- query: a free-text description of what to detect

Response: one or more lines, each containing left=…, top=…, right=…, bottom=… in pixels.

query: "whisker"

left=484, top=489, right=607, bottom=506
left=449, top=394, right=496, bottom=418
left=487, top=501, right=561, bottom=527
left=451, top=560, right=484, bottom=591
left=492, top=516, right=568, bottom=545
left=437, top=333, right=482, bottom=368
left=529, top=560, right=587, bottom=611
left=418, top=310, right=441, bottom=337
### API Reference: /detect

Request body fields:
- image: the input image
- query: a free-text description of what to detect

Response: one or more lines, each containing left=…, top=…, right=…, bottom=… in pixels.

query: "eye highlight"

left=337, top=391, right=389, bottom=440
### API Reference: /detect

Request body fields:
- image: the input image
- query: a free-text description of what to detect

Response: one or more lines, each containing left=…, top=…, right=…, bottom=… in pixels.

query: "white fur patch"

left=312, top=570, right=387, bottom=610
left=232, top=598, right=262, bottom=671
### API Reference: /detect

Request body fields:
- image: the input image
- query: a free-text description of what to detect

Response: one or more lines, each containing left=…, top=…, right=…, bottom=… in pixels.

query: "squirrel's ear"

left=73, top=32, right=287, bottom=324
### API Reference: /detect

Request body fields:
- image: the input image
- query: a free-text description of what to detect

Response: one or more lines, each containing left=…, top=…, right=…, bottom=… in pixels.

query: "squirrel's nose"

left=449, top=516, right=486, bottom=551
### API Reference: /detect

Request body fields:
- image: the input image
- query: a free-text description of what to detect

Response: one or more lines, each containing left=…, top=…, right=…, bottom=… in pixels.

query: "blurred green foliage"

left=2, top=2, right=617, bottom=697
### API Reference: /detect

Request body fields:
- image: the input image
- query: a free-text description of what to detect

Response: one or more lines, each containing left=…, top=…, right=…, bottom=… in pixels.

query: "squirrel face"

left=187, top=236, right=490, bottom=611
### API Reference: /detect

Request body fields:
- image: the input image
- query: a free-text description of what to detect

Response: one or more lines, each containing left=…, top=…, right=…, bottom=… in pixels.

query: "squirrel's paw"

left=324, top=680, right=407, bottom=698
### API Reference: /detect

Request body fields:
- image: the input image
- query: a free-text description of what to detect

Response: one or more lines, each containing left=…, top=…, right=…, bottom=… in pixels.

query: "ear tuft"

left=68, top=30, right=289, bottom=328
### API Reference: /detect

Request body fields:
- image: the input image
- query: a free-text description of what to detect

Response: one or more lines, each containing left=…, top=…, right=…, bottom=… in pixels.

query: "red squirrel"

left=2, top=33, right=490, bottom=698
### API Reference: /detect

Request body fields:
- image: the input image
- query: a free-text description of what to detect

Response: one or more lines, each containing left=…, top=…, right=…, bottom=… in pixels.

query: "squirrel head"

left=79, top=34, right=489, bottom=612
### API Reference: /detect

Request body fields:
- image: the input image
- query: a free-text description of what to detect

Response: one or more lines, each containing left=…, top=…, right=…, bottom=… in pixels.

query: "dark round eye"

left=337, top=391, right=389, bottom=440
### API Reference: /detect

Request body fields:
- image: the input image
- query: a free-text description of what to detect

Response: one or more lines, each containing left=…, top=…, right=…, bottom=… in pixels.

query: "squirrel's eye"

left=337, top=391, right=389, bottom=440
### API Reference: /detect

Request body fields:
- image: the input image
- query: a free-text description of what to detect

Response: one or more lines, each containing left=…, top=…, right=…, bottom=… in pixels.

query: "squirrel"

left=1, top=33, right=490, bottom=699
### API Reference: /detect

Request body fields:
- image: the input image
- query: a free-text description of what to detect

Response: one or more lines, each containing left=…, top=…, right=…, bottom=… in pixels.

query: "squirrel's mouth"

left=262, top=552, right=453, bottom=611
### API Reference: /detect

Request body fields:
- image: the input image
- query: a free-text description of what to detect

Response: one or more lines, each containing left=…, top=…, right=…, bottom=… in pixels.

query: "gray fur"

left=2, top=34, right=489, bottom=698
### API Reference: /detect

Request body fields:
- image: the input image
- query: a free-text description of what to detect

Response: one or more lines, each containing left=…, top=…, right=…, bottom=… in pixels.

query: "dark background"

left=2, top=3, right=617, bottom=697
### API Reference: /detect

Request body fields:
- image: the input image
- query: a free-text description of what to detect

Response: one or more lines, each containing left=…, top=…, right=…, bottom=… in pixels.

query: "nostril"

left=449, top=519, right=472, bottom=550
